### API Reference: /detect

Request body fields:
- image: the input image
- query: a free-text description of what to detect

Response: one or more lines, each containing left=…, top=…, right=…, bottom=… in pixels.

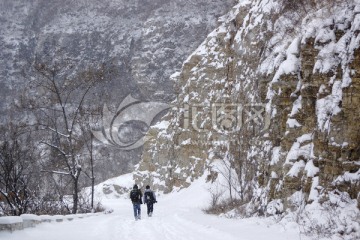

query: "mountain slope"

left=0, top=0, right=235, bottom=103
left=0, top=0, right=235, bottom=182
left=137, top=0, right=360, bottom=227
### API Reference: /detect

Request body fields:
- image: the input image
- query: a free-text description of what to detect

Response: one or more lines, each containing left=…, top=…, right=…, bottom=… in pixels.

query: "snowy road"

left=0, top=178, right=308, bottom=240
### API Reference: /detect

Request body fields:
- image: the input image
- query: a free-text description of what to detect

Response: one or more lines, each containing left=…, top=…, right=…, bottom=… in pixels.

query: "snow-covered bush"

left=266, top=199, right=284, bottom=216
left=293, top=191, right=360, bottom=239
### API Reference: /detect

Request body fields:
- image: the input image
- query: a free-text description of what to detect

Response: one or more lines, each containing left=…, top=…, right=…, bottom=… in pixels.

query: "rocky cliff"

left=137, top=0, right=360, bottom=216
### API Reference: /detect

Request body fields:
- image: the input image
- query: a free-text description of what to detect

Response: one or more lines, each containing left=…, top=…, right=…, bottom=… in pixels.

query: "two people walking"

left=130, top=184, right=157, bottom=220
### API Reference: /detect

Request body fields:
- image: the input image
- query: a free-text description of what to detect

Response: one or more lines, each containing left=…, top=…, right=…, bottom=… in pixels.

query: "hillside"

left=0, top=0, right=235, bottom=182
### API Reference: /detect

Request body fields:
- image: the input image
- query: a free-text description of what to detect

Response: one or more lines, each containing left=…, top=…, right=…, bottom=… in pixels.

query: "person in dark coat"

left=143, top=185, right=157, bottom=217
left=130, top=184, right=143, bottom=220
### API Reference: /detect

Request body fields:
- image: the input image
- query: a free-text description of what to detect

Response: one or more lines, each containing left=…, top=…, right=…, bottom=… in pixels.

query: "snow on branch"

left=48, top=127, right=70, bottom=138
left=40, top=141, right=67, bottom=156
left=40, top=170, right=71, bottom=175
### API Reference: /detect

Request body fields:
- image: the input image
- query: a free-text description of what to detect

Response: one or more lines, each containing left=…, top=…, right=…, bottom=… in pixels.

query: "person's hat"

left=133, top=184, right=138, bottom=189
left=146, top=185, right=150, bottom=189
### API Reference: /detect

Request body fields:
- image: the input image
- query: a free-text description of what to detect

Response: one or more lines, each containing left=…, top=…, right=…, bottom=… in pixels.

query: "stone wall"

left=0, top=213, right=105, bottom=232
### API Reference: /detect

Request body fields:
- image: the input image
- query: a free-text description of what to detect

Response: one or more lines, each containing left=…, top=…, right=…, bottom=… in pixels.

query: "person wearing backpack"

left=143, top=185, right=157, bottom=217
left=130, top=184, right=143, bottom=220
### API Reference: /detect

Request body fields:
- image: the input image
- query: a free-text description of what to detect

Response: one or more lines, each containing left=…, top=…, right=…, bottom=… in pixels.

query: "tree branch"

left=40, top=170, right=71, bottom=175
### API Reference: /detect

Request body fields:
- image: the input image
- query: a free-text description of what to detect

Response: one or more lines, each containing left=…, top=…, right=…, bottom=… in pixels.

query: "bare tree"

left=80, top=120, right=96, bottom=211
left=27, top=60, right=105, bottom=214
left=0, top=124, right=37, bottom=216
left=216, top=152, right=240, bottom=201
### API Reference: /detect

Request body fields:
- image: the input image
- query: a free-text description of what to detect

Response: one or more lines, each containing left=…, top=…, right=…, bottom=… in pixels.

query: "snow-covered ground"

left=0, top=175, right=309, bottom=240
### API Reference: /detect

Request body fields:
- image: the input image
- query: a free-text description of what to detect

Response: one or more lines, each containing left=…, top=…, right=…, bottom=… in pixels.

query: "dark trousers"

left=133, top=203, right=141, bottom=220
left=146, top=202, right=154, bottom=215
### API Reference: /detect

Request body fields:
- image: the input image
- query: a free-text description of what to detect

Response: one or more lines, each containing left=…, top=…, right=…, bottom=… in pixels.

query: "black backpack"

left=130, top=190, right=140, bottom=202
left=144, top=191, right=154, bottom=202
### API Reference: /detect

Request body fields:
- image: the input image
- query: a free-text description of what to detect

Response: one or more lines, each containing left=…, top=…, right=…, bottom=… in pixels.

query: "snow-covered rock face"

left=138, top=0, right=360, bottom=213
left=0, top=0, right=235, bottom=105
